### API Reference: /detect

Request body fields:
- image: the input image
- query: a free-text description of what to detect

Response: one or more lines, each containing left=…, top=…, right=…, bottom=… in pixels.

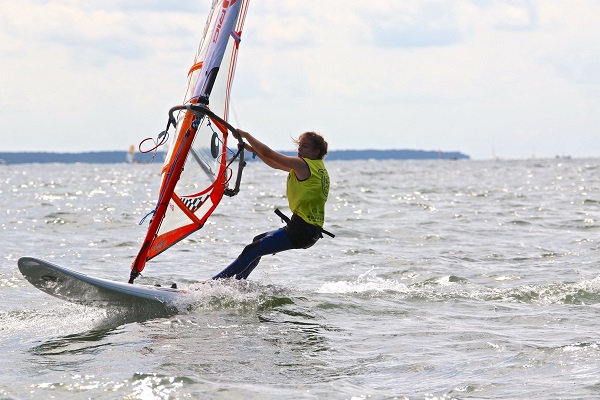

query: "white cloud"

left=0, top=0, right=599, bottom=159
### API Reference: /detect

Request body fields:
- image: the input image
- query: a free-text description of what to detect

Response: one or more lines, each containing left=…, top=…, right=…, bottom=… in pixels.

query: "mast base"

left=128, top=270, right=140, bottom=284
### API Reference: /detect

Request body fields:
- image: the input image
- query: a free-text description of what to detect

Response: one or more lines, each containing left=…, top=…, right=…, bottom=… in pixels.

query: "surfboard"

left=18, top=257, right=187, bottom=310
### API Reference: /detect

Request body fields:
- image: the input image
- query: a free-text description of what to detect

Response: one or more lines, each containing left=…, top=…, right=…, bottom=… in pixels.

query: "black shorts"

left=285, top=214, right=322, bottom=249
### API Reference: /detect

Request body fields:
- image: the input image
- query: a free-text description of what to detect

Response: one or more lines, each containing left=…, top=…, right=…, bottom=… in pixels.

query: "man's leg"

left=212, top=228, right=294, bottom=280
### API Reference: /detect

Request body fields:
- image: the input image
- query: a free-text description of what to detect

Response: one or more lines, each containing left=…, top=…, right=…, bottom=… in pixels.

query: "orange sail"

left=130, top=0, right=250, bottom=283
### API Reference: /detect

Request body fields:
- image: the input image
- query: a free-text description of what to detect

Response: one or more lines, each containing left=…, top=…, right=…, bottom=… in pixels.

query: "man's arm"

left=239, top=129, right=309, bottom=178
left=248, top=145, right=288, bottom=170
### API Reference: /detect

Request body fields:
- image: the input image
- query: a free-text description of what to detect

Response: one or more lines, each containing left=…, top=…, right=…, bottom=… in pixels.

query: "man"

left=212, top=129, right=330, bottom=280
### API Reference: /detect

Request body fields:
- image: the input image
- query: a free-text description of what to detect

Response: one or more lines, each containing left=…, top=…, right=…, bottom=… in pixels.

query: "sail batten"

left=129, top=0, right=250, bottom=283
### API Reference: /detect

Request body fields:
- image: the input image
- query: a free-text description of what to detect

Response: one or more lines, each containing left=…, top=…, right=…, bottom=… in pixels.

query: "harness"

left=274, top=209, right=335, bottom=239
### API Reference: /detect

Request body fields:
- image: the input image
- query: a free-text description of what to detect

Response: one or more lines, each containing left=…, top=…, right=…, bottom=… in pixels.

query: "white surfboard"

left=18, top=257, right=187, bottom=310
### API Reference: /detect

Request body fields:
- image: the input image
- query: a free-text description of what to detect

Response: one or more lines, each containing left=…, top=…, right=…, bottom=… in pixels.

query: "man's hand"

left=235, top=129, right=248, bottom=140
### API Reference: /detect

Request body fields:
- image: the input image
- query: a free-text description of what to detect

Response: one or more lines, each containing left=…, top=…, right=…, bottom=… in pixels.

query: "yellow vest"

left=287, top=158, right=329, bottom=227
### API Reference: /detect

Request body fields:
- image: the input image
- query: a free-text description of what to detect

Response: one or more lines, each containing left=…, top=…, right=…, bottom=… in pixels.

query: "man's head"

left=295, top=131, right=328, bottom=160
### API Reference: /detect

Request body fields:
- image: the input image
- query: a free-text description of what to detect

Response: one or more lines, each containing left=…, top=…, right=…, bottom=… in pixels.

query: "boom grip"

left=168, top=104, right=240, bottom=141
left=167, top=104, right=245, bottom=196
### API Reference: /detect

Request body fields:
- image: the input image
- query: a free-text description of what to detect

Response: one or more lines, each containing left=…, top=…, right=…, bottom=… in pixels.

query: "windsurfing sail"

left=129, top=0, right=250, bottom=284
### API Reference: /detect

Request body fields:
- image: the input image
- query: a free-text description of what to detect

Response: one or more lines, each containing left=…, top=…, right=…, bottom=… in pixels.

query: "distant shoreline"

left=0, top=149, right=469, bottom=164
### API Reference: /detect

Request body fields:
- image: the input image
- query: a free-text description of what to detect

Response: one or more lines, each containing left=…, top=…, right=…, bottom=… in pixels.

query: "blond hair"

left=294, top=131, right=328, bottom=159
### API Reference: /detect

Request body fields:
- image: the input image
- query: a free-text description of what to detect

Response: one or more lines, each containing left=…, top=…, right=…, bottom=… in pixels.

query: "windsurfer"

left=212, top=129, right=330, bottom=280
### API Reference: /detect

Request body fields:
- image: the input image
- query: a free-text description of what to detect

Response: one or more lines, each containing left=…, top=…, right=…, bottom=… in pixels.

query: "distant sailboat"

left=126, top=145, right=135, bottom=164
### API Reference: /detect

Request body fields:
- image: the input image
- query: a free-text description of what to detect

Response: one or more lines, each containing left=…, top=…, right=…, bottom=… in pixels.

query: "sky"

left=1, top=0, right=599, bottom=160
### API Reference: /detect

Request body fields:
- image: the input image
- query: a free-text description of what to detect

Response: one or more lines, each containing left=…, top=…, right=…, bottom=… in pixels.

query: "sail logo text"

left=213, top=0, right=237, bottom=44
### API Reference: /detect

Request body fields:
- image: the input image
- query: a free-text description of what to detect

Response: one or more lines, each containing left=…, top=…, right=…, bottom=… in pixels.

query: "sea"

left=1, top=158, right=599, bottom=399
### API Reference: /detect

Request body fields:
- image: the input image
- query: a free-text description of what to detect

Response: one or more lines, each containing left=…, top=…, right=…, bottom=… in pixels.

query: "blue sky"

left=1, top=0, right=599, bottom=159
